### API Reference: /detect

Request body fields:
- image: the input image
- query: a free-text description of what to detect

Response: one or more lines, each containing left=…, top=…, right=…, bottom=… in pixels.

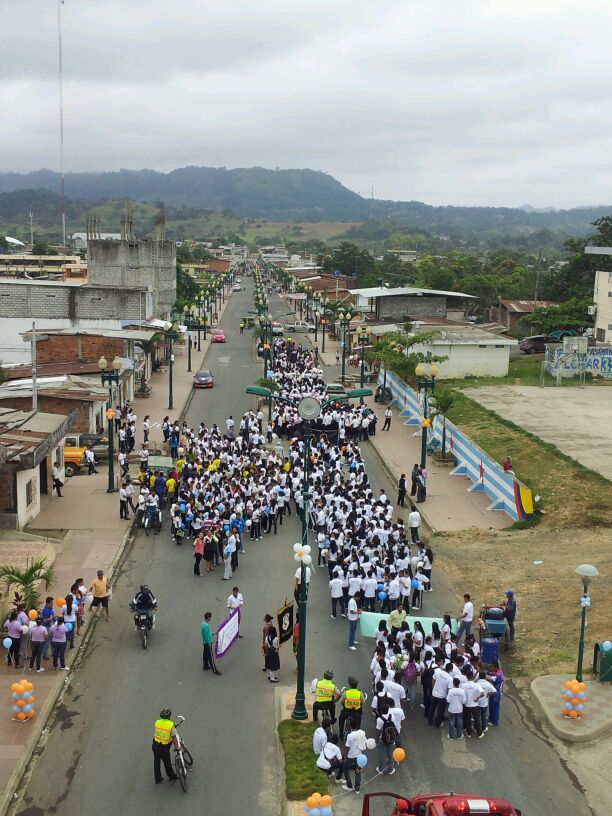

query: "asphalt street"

left=12, top=281, right=592, bottom=816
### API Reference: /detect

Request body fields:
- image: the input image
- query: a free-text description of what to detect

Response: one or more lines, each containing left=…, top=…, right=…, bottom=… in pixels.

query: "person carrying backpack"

left=421, top=656, right=435, bottom=717
left=376, top=703, right=399, bottom=775
left=402, top=654, right=420, bottom=709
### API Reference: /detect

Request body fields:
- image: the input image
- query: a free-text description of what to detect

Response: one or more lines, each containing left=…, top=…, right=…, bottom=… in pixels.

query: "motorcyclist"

left=131, top=584, right=157, bottom=629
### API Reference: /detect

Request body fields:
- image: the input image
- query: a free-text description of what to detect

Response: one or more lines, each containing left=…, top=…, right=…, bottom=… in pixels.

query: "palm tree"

left=135, top=332, right=163, bottom=381
left=431, top=389, right=456, bottom=457
left=0, top=557, right=56, bottom=610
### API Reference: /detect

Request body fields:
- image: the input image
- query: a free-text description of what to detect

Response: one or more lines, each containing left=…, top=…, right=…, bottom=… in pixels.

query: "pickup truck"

left=63, top=432, right=108, bottom=475
left=362, top=791, right=521, bottom=815
left=284, top=319, right=315, bottom=333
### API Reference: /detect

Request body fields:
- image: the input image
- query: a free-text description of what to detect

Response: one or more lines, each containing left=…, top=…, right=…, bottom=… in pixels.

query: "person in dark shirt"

left=397, top=474, right=407, bottom=507
left=503, top=590, right=517, bottom=644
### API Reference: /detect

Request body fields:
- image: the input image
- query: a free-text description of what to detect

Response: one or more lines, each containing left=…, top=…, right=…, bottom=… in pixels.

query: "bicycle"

left=339, top=687, right=368, bottom=740
left=173, top=716, right=194, bottom=793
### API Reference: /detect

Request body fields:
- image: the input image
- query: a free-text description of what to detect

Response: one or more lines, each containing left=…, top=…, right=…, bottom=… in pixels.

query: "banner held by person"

left=215, top=608, right=241, bottom=658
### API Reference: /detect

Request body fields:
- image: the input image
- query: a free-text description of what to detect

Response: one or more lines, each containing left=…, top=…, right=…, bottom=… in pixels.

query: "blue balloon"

left=411, top=578, right=419, bottom=589
left=576, top=704, right=584, bottom=711
left=377, top=583, right=384, bottom=591
left=11, top=692, right=19, bottom=700
left=12, top=705, right=20, bottom=714
left=310, top=810, right=320, bottom=816
left=2, top=637, right=11, bottom=649
left=565, top=702, right=573, bottom=710
left=65, top=622, right=73, bottom=632
left=23, top=704, right=32, bottom=713
left=577, top=691, right=585, bottom=699
left=223, top=524, right=230, bottom=532
left=186, top=513, right=193, bottom=522
left=303, top=807, right=310, bottom=815
left=179, top=503, right=186, bottom=511
left=602, top=640, right=612, bottom=652
left=378, top=591, right=387, bottom=601
left=21, top=691, right=30, bottom=700
left=320, top=809, right=332, bottom=816
left=218, top=503, right=225, bottom=512
left=356, top=753, right=368, bottom=768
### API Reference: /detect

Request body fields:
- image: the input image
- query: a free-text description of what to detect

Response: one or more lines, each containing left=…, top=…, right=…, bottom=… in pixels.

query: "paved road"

left=12, top=282, right=591, bottom=816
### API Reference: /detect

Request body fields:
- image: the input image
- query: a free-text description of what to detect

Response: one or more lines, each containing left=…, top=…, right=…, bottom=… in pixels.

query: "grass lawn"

left=278, top=719, right=329, bottom=800
left=445, top=391, right=612, bottom=528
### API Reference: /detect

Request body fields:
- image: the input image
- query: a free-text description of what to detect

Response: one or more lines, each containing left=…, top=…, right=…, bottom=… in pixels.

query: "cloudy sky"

left=2, top=0, right=612, bottom=208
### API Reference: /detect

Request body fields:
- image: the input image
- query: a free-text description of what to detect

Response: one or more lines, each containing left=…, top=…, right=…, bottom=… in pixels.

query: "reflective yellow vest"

left=344, top=688, right=362, bottom=710
left=316, top=679, right=335, bottom=703
left=154, top=718, right=174, bottom=745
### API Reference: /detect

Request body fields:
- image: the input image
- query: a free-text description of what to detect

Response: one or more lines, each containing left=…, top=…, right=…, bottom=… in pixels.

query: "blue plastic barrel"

left=481, top=637, right=500, bottom=664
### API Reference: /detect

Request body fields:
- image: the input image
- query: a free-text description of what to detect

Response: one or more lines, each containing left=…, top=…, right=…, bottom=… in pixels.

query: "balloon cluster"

left=293, top=543, right=312, bottom=566
left=10, top=681, right=35, bottom=721
left=562, top=679, right=587, bottom=718
left=304, top=792, right=333, bottom=816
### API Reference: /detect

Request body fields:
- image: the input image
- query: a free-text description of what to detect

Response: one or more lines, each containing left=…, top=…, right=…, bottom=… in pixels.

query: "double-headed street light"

left=245, top=385, right=373, bottom=721
left=575, top=563, right=599, bottom=682
left=358, top=328, right=369, bottom=398
left=98, top=355, right=122, bottom=494
left=163, top=320, right=180, bottom=410
left=415, top=361, right=439, bottom=468
left=337, top=307, right=358, bottom=382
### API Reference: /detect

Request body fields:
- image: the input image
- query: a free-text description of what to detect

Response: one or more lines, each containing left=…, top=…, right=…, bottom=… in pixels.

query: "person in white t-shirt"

left=408, top=506, right=421, bottom=543
left=347, top=593, right=361, bottom=650
left=226, top=587, right=244, bottom=637
left=446, top=677, right=467, bottom=739
left=329, top=576, right=345, bottom=619
left=294, top=565, right=311, bottom=603
left=342, top=720, right=367, bottom=792
left=312, top=718, right=332, bottom=754
left=476, top=670, right=497, bottom=733
left=317, top=733, right=344, bottom=781
left=456, top=593, right=474, bottom=643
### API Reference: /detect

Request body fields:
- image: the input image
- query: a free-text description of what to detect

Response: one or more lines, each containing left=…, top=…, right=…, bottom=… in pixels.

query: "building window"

left=25, top=479, right=34, bottom=507
left=478, top=344, right=487, bottom=348
left=495, top=344, right=505, bottom=348
left=596, top=328, right=606, bottom=342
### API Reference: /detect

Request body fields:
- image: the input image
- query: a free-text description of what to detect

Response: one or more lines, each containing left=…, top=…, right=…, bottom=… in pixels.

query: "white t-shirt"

left=383, top=679, right=406, bottom=708
left=317, top=742, right=342, bottom=770
left=462, top=601, right=474, bottom=623
left=295, top=567, right=312, bottom=585
left=345, top=729, right=367, bottom=759
left=464, top=680, right=483, bottom=708
left=446, top=686, right=467, bottom=714
left=312, top=726, right=328, bottom=755
left=227, top=593, right=243, bottom=610
left=432, top=668, right=452, bottom=699
left=347, top=598, right=360, bottom=622
left=376, top=706, right=405, bottom=734
left=408, top=511, right=421, bottom=528
left=476, top=678, right=497, bottom=707
left=329, top=578, right=344, bottom=599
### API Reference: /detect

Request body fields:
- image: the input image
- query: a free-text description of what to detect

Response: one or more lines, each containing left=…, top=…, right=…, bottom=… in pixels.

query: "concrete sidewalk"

left=316, top=336, right=511, bottom=532
left=0, top=292, right=233, bottom=814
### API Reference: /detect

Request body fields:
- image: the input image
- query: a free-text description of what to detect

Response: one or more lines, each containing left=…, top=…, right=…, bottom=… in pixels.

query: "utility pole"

left=31, top=321, right=38, bottom=413
left=57, top=0, right=66, bottom=249
left=29, top=212, right=34, bottom=248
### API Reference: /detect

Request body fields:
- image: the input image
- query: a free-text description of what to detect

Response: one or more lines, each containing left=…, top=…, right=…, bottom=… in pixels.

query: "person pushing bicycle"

left=152, top=707, right=179, bottom=784
left=338, top=676, right=366, bottom=737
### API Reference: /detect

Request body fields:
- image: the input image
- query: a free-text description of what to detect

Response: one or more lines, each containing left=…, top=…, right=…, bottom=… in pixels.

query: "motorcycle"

left=130, top=603, right=155, bottom=649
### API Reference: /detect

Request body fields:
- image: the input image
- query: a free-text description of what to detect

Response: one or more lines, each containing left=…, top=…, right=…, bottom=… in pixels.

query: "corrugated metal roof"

left=349, top=286, right=477, bottom=299
left=499, top=299, right=559, bottom=313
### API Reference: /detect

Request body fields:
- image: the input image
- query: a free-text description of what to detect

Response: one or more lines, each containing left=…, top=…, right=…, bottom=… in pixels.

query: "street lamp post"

left=575, top=563, right=599, bottom=682
left=98, top=355, right=121, bottom=494
left=163, top=321, right=179, bottom=410
left=245, top=385, right=373, bottom=720
left=415, top=362, right=438, bottom=468
left=195, top=295, right=203, bottom=351
left=183, top=305, right=193, bottom=372
left=358, top=329, right=369, bottom=399
left=338, top=309, right=357, bottom=382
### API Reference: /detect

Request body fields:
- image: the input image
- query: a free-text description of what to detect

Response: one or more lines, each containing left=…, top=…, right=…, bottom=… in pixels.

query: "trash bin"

left=481, top=637, right=500, bottom=665
left=593, top=641, right=612, bottom=683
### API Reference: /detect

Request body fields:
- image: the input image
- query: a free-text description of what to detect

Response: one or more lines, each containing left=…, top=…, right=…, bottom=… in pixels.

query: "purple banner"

left=214, top=607, right=241, bottom=658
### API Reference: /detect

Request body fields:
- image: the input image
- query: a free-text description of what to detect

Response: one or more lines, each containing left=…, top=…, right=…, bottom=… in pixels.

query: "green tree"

left=366, top=329, right=444, bottom=385
left=460, top=274, right=500, bottom=313
left=526, top=298, right=592, bottom=334
left=174, top=265, right=199, bottom=310
left=431, top=388, right=456, bottom=457
left=321, top=241, right=375, bottom=282
left=0, top=557, right=56, bottom=610
left=135, top=332, right=163, bottom=381
left=32, top=240, right=56, bottom=255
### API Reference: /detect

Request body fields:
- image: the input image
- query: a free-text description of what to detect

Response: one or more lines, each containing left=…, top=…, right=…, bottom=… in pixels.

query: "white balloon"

left=293, top=543, right=301, bottom=553
left=302, top=554, right=312, bottom=565
left=366, top=737, right=376, bottom=750
left=302, top=545, right=311, bottom=554
left=294, top=553, right=301, bottom=561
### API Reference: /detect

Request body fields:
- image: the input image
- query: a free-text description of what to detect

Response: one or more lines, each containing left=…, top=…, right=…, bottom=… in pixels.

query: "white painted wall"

left=594, top=270, right=612, bottom=342
left=413, top=342, right=511, bottom=378
left=15, top=467, right=41, bottom=529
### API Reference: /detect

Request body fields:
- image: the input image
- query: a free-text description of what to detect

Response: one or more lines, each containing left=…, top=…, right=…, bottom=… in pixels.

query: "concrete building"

left=0, top=253, right=81, bottom=278
left=350, top=286, right=476, bottom=323
left=0, top=408, right=75, bottom=529
left=71, top=231, right=120, bottom=250
left=593, top=269, right=612, bottom=343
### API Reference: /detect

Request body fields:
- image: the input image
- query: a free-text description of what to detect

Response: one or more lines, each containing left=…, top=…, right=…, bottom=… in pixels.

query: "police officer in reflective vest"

left=152, top=707, right=179, bottom=784
left=338, top=676, right=365, bottom=737
left=312, top=669, right=341, bottom=724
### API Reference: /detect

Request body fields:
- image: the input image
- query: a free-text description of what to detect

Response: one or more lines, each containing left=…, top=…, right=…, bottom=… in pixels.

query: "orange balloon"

left=11, top=712, right=19, bottom=720
left=16, top=699, right=26, bottom=708
left=576, top=711, right=583, bottom=718
left=393, top=747, right=406, bottom=762
left=10, top=682, right=23, bottom=693
left=563, top=680, right=573, bottom=690
left=561, top=707, right=568, bottom=716
left=320, top=796, right=332, bottom=807
left=571, top=698, right=580, bottom=706
left=28, top=610, right=38, bottom=621
left=55, top=597, right=66, bottom=608
left=26, top=710, right=35, bottom=719
left=577, top=682, right=587, bottom=691
left=311, top=793, right=322, bottom=805
left=297, top=550, right=304, bottom=558
left=568, top=710, right=578, bottom=718
left=571, top=681, right=580, bottom=693
left=306, top=797, right=317, bottom=810
left=22, top=681, right=33, bottom=692
left=27, top=696, right=35, bottom=704
left=17, top=712, right=27, bottom=721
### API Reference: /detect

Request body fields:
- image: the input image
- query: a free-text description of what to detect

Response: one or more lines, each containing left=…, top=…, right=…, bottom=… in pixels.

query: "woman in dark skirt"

left=203, top=533, right=216, bottom=572
left=264, top=624, right=280, bottom=683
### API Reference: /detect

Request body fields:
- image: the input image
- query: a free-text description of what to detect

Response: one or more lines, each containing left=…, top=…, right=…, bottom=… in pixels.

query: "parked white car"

left=285, top=319, right=315, bottom=333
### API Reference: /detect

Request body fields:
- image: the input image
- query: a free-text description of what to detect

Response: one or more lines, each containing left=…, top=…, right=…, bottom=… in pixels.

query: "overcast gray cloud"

left=2, top=0, right=612, bottom=207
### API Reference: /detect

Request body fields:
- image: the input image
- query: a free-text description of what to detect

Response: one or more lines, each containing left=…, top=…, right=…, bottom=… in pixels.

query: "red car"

left=193, top=369, right=214, bottom=389
left=211, top=331, right=226, bottom=343
left=362, top=792, right=521, bottom=816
